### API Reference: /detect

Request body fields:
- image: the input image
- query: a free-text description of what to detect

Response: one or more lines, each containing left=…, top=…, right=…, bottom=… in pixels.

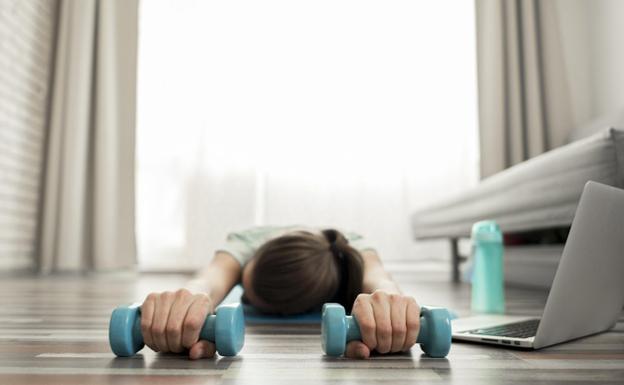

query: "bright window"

left=137, top=0, right=478, bottom=269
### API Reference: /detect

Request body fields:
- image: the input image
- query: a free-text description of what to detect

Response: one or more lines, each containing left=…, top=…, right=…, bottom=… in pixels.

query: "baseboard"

left=0, top=255, right=35, bottom=272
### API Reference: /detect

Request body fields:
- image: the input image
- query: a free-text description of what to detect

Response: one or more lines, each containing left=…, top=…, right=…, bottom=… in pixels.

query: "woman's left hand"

left=345, top=290, right=421, bottom=359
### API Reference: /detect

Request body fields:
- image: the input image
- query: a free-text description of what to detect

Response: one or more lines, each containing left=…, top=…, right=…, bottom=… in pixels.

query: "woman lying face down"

left=140, top=226, right=421, bottom=360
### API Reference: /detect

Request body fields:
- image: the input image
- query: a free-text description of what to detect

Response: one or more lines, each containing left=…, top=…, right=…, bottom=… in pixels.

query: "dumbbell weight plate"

left=321, top=303, right=347, bottom=356
left=109, top=303, right=144, bottom=357
left=215, top=303, right=245, bottom=356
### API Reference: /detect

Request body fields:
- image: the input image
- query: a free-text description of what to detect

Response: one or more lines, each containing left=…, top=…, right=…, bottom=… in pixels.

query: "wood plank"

left=0, top=268, right=622, bottom=384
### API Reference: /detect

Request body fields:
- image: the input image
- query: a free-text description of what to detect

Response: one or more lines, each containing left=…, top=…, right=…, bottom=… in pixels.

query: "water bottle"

left=470, top=220, right=505, bottom=314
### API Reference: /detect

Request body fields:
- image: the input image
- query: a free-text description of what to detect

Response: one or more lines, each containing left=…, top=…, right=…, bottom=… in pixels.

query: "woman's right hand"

left=140, top=288, right=216, bottom=359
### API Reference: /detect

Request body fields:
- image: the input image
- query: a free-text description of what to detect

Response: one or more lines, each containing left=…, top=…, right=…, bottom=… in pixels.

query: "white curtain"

left=39, top=0, right=138, bottom=272
left=475, top=0, right=574, bottom=178
left=136, top=0, right=479, bottom=269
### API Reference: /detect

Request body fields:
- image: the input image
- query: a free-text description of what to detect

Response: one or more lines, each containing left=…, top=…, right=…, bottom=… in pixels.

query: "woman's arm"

left=361, top=250, right=402, bottom=294
left=185, top=251, right=242, bottom=303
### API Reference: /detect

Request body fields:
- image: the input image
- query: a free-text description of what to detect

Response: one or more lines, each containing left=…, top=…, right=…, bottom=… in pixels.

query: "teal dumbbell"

left=109, top=302, right=245, bottom=357
left=321, top=303, right=451, bottom=358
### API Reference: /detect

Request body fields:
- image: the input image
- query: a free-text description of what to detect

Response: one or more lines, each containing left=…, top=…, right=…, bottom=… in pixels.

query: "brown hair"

left=250, top=229, right=364, bottom=315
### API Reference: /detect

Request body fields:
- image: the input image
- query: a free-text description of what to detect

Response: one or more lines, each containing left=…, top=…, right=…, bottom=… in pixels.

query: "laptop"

left=452, top=181, right=624, bottom=349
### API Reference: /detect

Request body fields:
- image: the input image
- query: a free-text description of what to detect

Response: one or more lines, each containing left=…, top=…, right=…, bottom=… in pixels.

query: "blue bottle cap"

left=471, top=220, right=502, bottom=243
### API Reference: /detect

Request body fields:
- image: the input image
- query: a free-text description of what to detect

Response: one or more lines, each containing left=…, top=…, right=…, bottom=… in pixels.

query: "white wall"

left=0, top=0, right=57, bottom=270
left=587, top=0, right=624, bottom=118
left=557, top=0, right=624, bottom=130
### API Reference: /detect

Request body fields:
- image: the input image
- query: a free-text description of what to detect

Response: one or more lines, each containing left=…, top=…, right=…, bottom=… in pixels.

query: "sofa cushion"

left=412, top=128, right=624, bottom=239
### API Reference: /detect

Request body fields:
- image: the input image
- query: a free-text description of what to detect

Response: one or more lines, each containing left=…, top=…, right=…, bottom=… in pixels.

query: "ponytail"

left=321, top=229, right=364, bottom=313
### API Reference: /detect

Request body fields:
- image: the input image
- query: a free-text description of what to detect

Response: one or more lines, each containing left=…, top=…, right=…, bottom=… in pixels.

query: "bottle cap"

left=471, top=220, right=502, bottom=243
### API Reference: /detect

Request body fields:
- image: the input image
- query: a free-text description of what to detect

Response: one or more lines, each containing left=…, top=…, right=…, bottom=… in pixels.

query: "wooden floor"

left=1, top=262, right=623, bottom=384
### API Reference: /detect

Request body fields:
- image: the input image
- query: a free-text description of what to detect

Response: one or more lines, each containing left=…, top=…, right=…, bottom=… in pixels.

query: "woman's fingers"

left=350, top=291, right=421, bottom=357
left=166, top=289, right=195, bottom=353
left=370, top=291, right=392, bottom=354
left=345, top=340, right=370, bottom=359
left=140, top=293, right=157, bottom=351
left=352, top=294, right=377, bottom=351
left=403, top=298, right=421, bottom=352
left=140, top=289, right=216, bottom=356
left=151, top=291, right=175, bottom=352
left=189, top=340, right=216, bottom=360
left=182, top=294, right=213, bottom=349
left=390, top=295, right=408, bottom=352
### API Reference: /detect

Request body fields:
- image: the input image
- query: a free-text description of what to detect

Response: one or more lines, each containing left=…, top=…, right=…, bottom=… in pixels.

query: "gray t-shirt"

left=217, top=225, right=375, bottom=266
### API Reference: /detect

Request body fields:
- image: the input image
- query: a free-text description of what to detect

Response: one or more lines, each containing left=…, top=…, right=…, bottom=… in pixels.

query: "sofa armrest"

left=411, top=128, right=624, bottom=240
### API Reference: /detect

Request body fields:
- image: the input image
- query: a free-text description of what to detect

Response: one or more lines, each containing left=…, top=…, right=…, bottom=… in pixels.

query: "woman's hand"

left=140, top=288, right=216, bottom=359
left=346, top=290, right=421, bottom=359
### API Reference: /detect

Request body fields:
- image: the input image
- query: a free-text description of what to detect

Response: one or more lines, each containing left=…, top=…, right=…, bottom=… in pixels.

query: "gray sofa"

left=411, top=124, right=624, bottom=284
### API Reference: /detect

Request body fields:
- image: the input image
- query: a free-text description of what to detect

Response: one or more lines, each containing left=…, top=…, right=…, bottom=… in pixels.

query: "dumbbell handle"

left=321, top=304, right=451, bottom=358
left=129, top=310, right=217, bottom=345
left=109, top=303, right=219, bottom=357
left=343, top=313, right=431, bottom=345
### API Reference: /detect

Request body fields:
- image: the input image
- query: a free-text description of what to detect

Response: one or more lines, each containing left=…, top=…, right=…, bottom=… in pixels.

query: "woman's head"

left=241, top=229, right=364, bottom=315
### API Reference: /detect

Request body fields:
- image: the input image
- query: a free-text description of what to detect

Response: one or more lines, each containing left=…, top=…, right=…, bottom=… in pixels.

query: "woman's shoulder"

left=226, top=225, right=303, bottom=242
left=227, top=225, right=366, bottom=243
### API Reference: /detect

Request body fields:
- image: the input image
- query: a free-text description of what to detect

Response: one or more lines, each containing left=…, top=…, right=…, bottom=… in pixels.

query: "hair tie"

left=330, top=241, right=343, bottom=261
left=323, top=229, right=347, bottom=262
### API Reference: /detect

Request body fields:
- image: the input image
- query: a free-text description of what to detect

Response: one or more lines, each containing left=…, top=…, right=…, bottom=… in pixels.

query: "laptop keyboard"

left=464, top=319, right=540, bottom=339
